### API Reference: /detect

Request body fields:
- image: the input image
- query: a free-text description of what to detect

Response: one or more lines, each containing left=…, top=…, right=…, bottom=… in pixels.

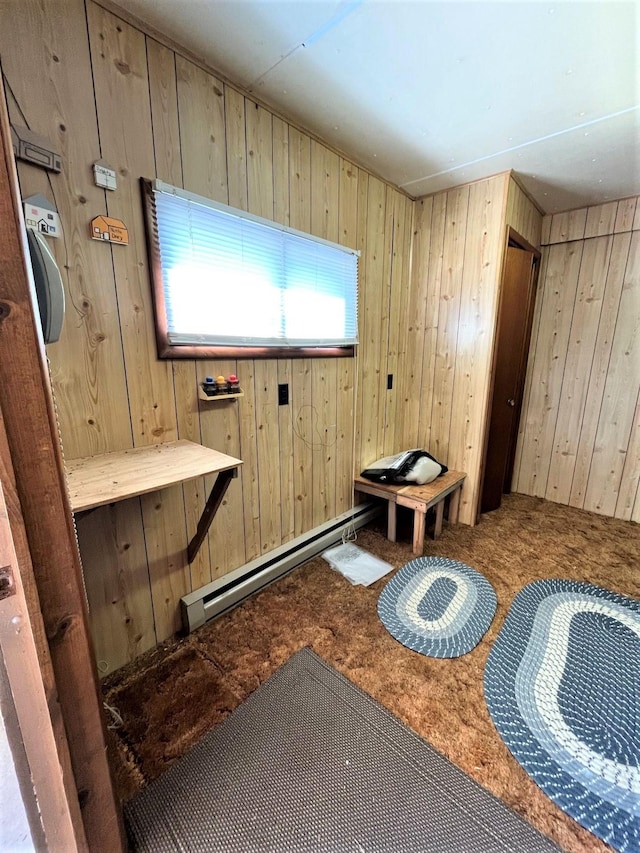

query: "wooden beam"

left=0, top=83, right=124, bottom=850
left=0, top=442, right=77, bottom=851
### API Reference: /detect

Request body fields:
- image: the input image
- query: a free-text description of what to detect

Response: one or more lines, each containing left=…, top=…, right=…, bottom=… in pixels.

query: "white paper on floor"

left=322, top=542, right=393, bottom=586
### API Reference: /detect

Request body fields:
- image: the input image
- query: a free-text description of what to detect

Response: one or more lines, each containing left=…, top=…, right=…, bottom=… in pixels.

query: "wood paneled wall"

left=506, top=177, right=543, bottom=250
left=398, top=174, right=519, bottom=525
left=514, top=196, right=640, bottom=522
left=1, top=0, right=412, bottom=674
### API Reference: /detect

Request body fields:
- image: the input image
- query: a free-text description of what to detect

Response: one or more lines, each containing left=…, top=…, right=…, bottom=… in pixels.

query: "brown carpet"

left=103, top=494, right=640, bottom=852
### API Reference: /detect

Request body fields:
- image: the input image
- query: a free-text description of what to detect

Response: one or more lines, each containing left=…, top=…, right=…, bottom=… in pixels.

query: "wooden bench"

left=354, top=470, right=466, bottom=555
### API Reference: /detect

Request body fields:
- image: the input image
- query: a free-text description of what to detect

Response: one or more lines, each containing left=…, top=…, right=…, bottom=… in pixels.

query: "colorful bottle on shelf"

left=228, top=374, right=240, bottom=394
left=201, top=375, right=216, bottom=396
left=215, top=375, right=227, bottom=394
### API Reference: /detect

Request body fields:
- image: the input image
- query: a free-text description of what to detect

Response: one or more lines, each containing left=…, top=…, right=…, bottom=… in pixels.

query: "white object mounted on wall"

left=90, top=215, right=129, bottom=245
left=23, top=193, right=61, bottom=238
left=26, top=228, right=65, bottom=344
left=93, top=160, right=117, bottom=191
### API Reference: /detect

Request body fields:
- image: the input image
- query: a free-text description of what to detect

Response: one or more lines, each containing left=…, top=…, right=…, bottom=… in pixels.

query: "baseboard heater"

left=181, top=502, right=380, bottom=633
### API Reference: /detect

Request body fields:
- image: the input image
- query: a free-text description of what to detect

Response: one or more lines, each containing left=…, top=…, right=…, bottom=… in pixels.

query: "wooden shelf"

left=66, top=441, right=242, bottom=564
left=198, top=389, right=244, bottom=402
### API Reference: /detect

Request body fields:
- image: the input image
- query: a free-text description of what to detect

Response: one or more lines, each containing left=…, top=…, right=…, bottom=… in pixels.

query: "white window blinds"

left=148, top=181, right=359, bottom=349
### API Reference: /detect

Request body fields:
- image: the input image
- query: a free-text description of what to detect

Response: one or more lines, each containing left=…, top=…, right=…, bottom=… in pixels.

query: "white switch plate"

left=93, top=162, right=117, bottom=191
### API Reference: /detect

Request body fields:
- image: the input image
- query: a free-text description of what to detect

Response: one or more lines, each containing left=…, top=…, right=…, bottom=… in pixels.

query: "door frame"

left=0, top=82, right=124, bottom=850
left=477, top=227, right=541, bottom=522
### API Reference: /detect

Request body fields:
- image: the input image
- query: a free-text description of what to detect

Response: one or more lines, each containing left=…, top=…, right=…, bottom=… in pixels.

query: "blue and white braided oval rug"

left=484, top=579, right=640, bottom=853
left=377, top=557, right=497, bottom=658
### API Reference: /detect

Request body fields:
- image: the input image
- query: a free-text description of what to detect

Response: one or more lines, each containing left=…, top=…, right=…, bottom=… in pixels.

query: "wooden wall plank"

left=353, top=169, right=369, bottom=469
left=176, top=55, right=227, bottom=201
left=335, top=357, right=355, bottom=515
left=399, top=196, right=433, bottom=450
left=397, top=197, right=415, bottom=447
left=198, top=361, right=246, bottom=579
left=516, top=242, right=583, bottom=496
left=225, top=87, right=248, bottom=210
left=254, top=360, right=282, bottom=552
left=379, top=188, right=395, bottom=453
left=292, top=359, right=313, bottom=535
left=272, top=116, right=290, bottom=226
left=311, top=358, right=338, bottom=526
left=584, top=201, right=619, bottom=239
left=544, top=236, right=614, bottom=504
left=616, top=390, right=640, bottom=521
left=236, top=360, right=261, bottom=560
left=146, top=38, right=183, bottom=186
left=506, top=177, right=542, bottom=249
left=416, top=191, right=446, bottom=453
left=568, top=234, right=630, bottom=508
left=2, top=0, right=131, bottom=459
left=139, top=486, right=189, bottom=640
left=288, top=129, right=314, bottom=533
left=336, top=158, right=359, bottom=508
left=357, top=176, right=387, bottom=468
left=246, top=100, right=273, bottom=219
left=383, top=192, right=409, bottom=456
left=430, top=187, right=468, bottom=464
left=310, top=141, right=340, bottom=241
left=614, top=197, right=637, bottom=233
left=289, top=127, right=311, bottom=233
left=78, top=502, right=155, bottom=675
left=548, top=207, right=587, bottom=244
left=172, top=361, right=212, bottom=589
left=277, top=359, right=295, bottom=542
left=583, top=231, right=640, bottom=515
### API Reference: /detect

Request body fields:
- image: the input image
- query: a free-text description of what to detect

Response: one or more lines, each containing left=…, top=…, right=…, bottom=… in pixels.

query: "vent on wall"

left=181, top=503, right=380, bottom=633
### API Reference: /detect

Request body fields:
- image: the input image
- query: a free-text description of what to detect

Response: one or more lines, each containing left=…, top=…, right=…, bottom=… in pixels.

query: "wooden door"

left=481, top=242, right=536, bottom=513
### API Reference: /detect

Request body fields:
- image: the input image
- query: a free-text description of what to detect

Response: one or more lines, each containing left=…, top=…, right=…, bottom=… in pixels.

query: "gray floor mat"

left=125, top=647, right=559, bottom=852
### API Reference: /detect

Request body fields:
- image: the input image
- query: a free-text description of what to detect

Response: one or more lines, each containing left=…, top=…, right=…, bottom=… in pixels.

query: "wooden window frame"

left=141, top=180, right=356, bottom=360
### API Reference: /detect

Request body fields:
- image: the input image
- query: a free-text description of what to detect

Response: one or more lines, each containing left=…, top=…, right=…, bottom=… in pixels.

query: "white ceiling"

left=112, top=0, right=640, bottom=213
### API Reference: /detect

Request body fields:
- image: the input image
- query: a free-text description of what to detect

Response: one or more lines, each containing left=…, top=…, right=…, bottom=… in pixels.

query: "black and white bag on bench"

left=361, top=449, right=447, bottom=486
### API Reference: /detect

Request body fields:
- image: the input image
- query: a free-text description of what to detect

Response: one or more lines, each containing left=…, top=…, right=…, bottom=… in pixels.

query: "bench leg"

left=448, top=486, right=461, bottom=524
left=387, top=501, right=397, bottom=542
left=434, top=499, right=445, bottom=538
left=412, top=509, right=426, bottom=555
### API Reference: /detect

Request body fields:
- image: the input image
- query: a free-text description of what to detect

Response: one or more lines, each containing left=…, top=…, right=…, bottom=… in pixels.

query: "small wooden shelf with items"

left=198, top=373, right=243, bottom=402
left=198, top=389, right=244, bottom=402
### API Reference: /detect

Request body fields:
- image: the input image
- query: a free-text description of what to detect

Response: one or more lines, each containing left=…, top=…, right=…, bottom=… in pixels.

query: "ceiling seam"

left=401, top=105, right=640, bottom=189
left=247, top=0, right=365, bottom=92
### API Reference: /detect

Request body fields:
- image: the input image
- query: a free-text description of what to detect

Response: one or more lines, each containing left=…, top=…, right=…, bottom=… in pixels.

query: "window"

left=142, top=180, right=359, bottom=358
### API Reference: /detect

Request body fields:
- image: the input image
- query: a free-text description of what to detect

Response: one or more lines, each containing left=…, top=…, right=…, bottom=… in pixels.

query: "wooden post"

left=0, top=85, right=124, bottom=850
left=0, top=426, right=78, bottom=851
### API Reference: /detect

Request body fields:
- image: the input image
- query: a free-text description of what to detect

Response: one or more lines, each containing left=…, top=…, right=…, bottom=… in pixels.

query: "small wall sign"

left=90, top=215, right=129, bottom=245
left=93, top=161, right=117, bottom=191
left=23, top=193, right=61, bottom=238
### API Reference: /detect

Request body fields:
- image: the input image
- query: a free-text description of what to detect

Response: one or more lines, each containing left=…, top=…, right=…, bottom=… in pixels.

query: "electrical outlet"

left=278, top=383, right=289, bottom=405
